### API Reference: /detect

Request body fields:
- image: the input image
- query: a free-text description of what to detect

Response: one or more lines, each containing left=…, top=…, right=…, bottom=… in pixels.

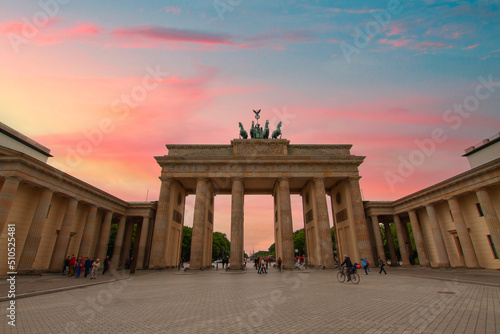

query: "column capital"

left=474, top=186, right=490, bottom=193
left=3, top=175, right=22, bottom=182
left=446, top=195, right=460, bottom=202
left=231, top=177, right=244, bottom=182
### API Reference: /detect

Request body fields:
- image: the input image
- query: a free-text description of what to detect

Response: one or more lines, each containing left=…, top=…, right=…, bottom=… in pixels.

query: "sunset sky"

left=1, top=1, right=499, bottom=252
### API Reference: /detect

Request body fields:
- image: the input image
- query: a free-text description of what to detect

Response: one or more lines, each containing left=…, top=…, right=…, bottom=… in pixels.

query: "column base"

left=227, top=265, right=246, bottom=271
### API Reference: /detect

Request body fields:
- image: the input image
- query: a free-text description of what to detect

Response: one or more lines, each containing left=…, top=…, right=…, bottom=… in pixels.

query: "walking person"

left=277, top=257, right=282, bottom=272
left=361, top=258, right=370, bottom=275
left=379, top=257, right=387, bottom=275
left=260, top=257, right=267, bottom=274
left=90, top=258, right=100, bottom=279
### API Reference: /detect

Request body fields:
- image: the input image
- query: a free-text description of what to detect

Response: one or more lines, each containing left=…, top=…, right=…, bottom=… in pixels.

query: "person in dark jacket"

left=340, top=255, right=353, bottom=281
left=103, top=256, right=110, bottom=275
left=84, top=257, right=92, bottom=277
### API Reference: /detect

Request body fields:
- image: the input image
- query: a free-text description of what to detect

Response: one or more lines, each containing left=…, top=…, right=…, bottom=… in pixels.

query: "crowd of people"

left=62, top=255, right=111, bottom=279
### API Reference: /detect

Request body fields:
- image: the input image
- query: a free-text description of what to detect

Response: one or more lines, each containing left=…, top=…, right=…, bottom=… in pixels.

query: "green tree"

left=293, top=229, right=306, bottom=257
left=212, top=232, right=231, bottom=261
left=181, top=226, right=192, bottom=261
left=107, top=224, right=118, bottom=257
left=253, top=250, right=272, bottom=258
left=268, top=243, right=275, bottom=255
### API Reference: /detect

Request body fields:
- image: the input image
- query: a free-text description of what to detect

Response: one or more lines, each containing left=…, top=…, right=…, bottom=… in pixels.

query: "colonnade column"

left=348, top=177, right=373, bottom=264
left=18, top=188, right=54, bottom=272
left=49, top=198, right=79, bottom=271
left=408, top=210, right=429, bottom=266
left=279, top=178, right=295, bottom=269
left=190, top=178, right=208, bottom=269
left=476, top=188, right=500, bottom=256
left=78, top=205, right=98, bottom=258
left=394, top=214, right=410, bottom=266
left=313, top=178, right=334, bottom=268
left=96, top=211, right=113, bottom=261
left=229, top=178, right=244, bottom=268
left=425, top=204, right=449, bottom=267
left=120, top=221, right=134, bottom=268
left=135, top=216, right=150, bottom=270
left=149, top=177, right=173, bottom=268
left=370, top=215, right=385, bottom=260
left=111, top=215, right=127, bottom=268
left=383, top=221, right=397, bottom=265
left=448, top=197, right=480, bottom=268
left=0, top=177, right=21, bottom=234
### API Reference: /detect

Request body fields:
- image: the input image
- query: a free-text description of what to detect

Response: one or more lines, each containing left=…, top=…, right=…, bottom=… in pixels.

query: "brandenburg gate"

left=149, top=112, right=373, bottom=270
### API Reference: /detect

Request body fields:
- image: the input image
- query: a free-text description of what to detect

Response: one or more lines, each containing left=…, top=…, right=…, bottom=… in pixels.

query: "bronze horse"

left=272, top=121, right=282, bottom=139
left=238, top=122, right=248, bottom=139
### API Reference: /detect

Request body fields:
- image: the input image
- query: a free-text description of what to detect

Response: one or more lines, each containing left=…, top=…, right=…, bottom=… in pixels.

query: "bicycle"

left=337, top=266, right=360, bottom=284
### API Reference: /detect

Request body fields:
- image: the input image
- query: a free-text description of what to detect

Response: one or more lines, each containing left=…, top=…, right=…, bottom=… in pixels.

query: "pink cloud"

left=112, top=25, right=235, bottom=46
left=164, top=6, right=181, bottom=15
left=0, top=19, right=104, bottom=45
left=385, top=23, right=404, bottom=37
left=425, top=24, right=469, bottom=40
left=409, top=41, right=451, bottom=50
left=0, top=17, right=60, bottom=34
left=462, top=44, right=479, bottom=50
left=379, top=38, right=412, bottom=48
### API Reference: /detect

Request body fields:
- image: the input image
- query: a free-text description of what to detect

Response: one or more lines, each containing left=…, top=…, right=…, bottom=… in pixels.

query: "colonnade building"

left=0, top=122, right=499, bottom=275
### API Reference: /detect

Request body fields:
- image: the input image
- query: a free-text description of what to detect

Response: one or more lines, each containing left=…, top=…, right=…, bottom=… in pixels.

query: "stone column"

left=314, top=178, right=334, bottom=268
left=18, top=188, right=54, bottom=272
left=111, top=215, right=127, bottom=268
left=278, top=178, right=295, bottom=269
left=135, top=216, right=150, bottom=270
left=476, top=188, right=500, bottom=257
left=448, top=197, right=480, bottom=268
left=426, top=204, right=449, bottom=267
left=348, top=178, right=373, bottom=264
left=370, top=215, right=385, bottom=260
left=190, top=178, right=208, bottom=269
left=230, top=178, right=244, bottom=269
left=49, top=197, right=79, bottom=271
left=394, top=214, right=410, bottom=266
left=408, top=210, right=429, bottom=266
left=120, top=222, right=134, bottom=268
left=383, top=221, right=397, bottom=265
left=96, top=211, right=113, bottom=260
left=149, top=178, right=173, bottom=268
left=0, top=177, right=21, bottom=234
left=78, top=205, right=98, bottom=258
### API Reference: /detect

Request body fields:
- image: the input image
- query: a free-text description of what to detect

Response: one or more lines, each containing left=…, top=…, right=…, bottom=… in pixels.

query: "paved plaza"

left=1, top=267, right=499, bottom=334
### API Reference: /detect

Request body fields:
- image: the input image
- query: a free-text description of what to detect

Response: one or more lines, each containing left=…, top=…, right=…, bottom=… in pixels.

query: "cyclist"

left=340, top=255, right=353, bottom=282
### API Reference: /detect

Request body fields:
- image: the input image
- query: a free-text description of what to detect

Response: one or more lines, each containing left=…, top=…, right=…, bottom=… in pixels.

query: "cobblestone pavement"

left=1, top=267, right=499, bottom=333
